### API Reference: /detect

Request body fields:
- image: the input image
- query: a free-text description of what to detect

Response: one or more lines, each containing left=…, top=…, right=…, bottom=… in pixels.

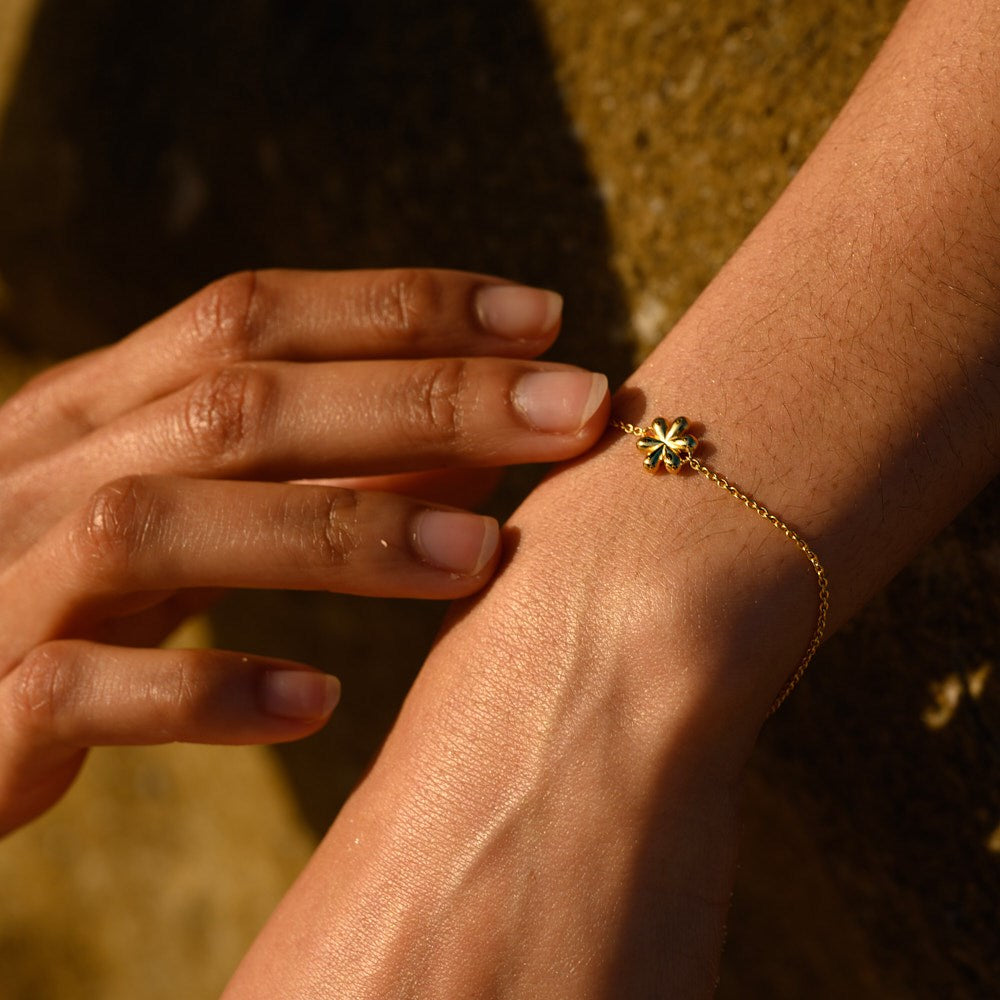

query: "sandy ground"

left=0, top=1, right=997, bottom=997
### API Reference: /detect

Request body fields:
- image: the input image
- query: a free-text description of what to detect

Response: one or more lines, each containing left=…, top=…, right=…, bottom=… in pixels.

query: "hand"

left=0, top=267, right=610, bottom=835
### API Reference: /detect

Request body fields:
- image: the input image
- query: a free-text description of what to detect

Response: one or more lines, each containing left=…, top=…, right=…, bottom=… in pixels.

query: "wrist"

left=503, top=436, right=823, bottom=746
left=221, top=428, right=818, bottom=1000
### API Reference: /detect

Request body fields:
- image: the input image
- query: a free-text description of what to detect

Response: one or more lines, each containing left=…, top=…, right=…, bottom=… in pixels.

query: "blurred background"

left=0, top=0, right=997, bottom=996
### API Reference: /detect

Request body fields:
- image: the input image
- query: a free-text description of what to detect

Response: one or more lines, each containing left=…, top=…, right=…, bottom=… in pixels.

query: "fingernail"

left=476, top=285, right=563, bottom=338
left=261, top=670, right=340, bottom=720
left=412, top=510, right=500, bottom=576
left=513, top=371, right=608, bottom=433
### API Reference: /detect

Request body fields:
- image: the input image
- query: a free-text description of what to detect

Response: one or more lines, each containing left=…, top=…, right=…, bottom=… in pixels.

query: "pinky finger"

left=0, top=642, right=339, bottom=834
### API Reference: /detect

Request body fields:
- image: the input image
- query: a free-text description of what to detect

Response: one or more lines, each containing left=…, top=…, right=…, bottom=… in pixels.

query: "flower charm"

left=636, top=416, right=698, bottom=473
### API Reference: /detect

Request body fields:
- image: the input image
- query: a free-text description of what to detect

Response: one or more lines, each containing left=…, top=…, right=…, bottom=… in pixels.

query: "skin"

left=0, top=267, right=610, bottom=835
left=218, top=0, right=1000, bottom=996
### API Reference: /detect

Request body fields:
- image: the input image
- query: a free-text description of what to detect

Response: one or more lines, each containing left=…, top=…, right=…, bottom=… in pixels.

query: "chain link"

left=611, top=419, right=646, bottom=438
left=613, top=418, right=830, bottom=716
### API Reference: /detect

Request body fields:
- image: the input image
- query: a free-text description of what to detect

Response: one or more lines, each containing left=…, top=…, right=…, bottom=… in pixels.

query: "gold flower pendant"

left=636, top=416, right=698, bottom=473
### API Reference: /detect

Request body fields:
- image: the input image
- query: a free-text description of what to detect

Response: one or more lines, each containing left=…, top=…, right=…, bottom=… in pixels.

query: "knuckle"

left=188, top=270, right=262, bottom=362
left=8, top=644, right=74, bottom=738
left=368, top=268, right=444, bottom=344
left=403, top=359, right=467, bottom=443
left=147, top=653, right=229, bottom=740
left=314, top=489, right=361, bottom=567
left=153, top=659, right=200, bottom=739
left=75, top=475, right=158, bottom=579
left=181, top=364, right=273, bottom=463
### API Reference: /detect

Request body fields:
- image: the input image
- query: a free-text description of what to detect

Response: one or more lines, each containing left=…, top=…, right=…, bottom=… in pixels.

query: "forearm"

left=608, top=0, right=1000, bottom=718
left=224, top=2, right=1000, bottom=995
left=635, top=0, right=1000, bottom=620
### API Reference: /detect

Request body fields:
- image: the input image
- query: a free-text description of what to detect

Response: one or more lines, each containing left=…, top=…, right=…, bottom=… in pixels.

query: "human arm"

left=223, top=1, right=1000, bottom=995
left=0, top=267, right=610, bottom=835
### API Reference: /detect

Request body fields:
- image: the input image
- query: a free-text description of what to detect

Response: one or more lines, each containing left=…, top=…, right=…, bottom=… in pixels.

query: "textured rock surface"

left=0, top=1, right=997, bottom=997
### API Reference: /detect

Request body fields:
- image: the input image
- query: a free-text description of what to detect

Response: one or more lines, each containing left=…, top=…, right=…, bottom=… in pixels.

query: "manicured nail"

left=476, top=285, right=563, bottom=338
left=412, top=510, right=500, bottom=576
left=513, top=371, right=608, bottom=433
left=261, top=670, right=340, bottom=720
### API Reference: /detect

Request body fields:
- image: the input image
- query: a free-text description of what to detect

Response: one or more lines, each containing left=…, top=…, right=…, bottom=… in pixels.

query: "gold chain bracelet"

left=612, top=416, right=830, bottom=716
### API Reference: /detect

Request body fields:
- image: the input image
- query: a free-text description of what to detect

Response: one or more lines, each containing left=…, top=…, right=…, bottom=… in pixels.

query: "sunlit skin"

left=218, top=1, right=1000, bottom=996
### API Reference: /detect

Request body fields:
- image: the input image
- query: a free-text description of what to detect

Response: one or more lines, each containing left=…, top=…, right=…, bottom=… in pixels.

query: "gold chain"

left=612, top=417, right=830, bottom=716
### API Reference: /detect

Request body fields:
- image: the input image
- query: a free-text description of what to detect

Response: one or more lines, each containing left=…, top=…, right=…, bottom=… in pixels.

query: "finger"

left=52, top=360, right=610, bottom=488
left=12, top=360, right=607, bottom=531
left=0, top=269, right=563, bottom=465
left=0, top=641, right=338, bottom=835
left=3, top=477, right=502, bottom=654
